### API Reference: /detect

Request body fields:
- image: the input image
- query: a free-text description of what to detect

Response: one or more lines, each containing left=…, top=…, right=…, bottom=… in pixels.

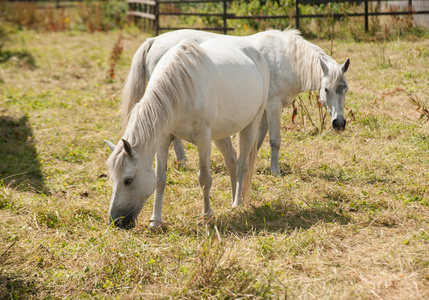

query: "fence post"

left=223, top=0, right=227, bottom=34
left=150, top=2, right=154, bottom=32
left=140, top=3, right=144, bottom=32
left=364, top=0, right=368, bottom=32
left=155, top=0, right=159, bottom=36
left=295, top=0, right=299, bottom=29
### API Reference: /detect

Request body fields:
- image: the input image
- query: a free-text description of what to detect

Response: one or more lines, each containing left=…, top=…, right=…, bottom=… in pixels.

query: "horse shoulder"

left=252, top=35, right=300, bottom=104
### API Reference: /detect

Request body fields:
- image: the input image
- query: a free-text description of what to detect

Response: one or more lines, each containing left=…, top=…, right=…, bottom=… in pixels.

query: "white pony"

left=106, top=39, right=270, bottom=228
left=122, top=29, right=350, bottom=176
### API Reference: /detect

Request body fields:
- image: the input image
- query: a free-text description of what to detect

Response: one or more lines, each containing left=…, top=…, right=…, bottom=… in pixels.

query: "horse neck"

left=288, top=35, right=335, bottom=93
left=121, top=43, right=200, bottom=154
left=122, top=95, right=170, bottom=156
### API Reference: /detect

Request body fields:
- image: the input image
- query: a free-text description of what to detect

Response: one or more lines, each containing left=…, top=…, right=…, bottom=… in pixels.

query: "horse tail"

left=121, top=38, right=155, bottom=132
left=241, top=131, right=259, bottom=203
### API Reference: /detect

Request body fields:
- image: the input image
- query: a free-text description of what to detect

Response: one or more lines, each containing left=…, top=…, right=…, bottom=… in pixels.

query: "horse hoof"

left=232, top=201, right=242, bottom=208
left=148, top=220, right=162, bottom=229
left=203, top=213, right=215, bottom=224
left=271, top=170, right=281, bottom=177
left=176, top=159, right=188, bottom=169
left=203, top=211, right=214, bottom=218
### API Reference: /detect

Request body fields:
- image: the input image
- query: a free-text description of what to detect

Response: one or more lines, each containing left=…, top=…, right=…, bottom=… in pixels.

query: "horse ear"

left=121, top=139, right=133, bottom=157
left=341, top=58, right=350, bottom=73
left=105, top=140, right=116, bottom=152
left=320, top=58, right=329, bottom=77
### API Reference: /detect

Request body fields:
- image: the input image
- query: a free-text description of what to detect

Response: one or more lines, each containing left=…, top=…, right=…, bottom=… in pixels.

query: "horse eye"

left=124, top=178, right=133, bottom=185
left=324, top=88, right=329, bottom=93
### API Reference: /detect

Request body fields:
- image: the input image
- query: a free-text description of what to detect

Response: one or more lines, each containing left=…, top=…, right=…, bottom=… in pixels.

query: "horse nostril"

left=333, top=118, right=346, bottom=131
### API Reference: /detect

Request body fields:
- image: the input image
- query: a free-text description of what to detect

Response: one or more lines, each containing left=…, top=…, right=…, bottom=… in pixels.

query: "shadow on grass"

left=152, top=198, right=353, bottom=238
left=0, top=275, right=37, bottom=299
left=256, top=162, right=293, bottom=177
left=215, top=199, right=351, bottom=236
left=0, top=114, right=45, bottom=192
left=0, top=46, right=36, bottom=69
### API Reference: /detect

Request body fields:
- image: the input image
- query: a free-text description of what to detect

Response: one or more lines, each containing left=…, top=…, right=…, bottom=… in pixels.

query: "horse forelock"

left=120, top=40, right=204, bottom=154
left=325, top=63, right=346, bottom=91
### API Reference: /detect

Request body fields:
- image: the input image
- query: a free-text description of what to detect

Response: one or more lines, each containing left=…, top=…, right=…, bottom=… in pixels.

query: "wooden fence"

left=127, top=0, right=429, bottom=35
left=7, top=0, right=85, bottom=9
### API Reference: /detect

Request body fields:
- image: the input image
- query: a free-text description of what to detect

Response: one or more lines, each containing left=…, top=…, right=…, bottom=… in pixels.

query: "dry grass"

left=0, top=28, right=428, bottom=299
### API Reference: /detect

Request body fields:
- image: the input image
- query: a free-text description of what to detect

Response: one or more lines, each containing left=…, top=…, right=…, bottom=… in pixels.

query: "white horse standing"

left=122, top=29, right=350, bottom=176
left=106, top=39, right=270, bottom=228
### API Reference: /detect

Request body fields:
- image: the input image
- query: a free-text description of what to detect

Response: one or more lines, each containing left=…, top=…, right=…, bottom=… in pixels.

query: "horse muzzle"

left=109, top=213, right=136, bottom=229
left=332, top=117, right=346, bottom=131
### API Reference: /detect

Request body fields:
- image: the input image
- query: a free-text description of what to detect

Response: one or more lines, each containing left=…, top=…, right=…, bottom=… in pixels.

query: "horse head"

left=319, top=58, right=350, bottom=131
left=105, top=139, right=156, bottom=229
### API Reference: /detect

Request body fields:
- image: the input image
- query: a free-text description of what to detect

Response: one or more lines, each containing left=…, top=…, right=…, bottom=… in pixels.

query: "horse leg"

left=266, top=99, right=283, bottom=176
left=257, top=110, right=268, bottom=150
left=172, top=138, right=188, bottom=168
left=150, top=136, right=173, bottom=228
left=196, top=133, right=213, bottom=217
left=233, top=120, right=260, bottom=208
left=214, top=137, right=237, bottom=202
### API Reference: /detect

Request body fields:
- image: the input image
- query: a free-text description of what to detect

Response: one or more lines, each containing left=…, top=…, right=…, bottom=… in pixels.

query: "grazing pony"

left=121, top=29, right=350, bottom=176
left=105, top=39, right=269, bottom=228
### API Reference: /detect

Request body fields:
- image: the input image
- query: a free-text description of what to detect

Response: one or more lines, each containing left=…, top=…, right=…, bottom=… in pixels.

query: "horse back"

left=201, top=39, right=269, bottom=105
left=146, top=30, right=220, bottom=78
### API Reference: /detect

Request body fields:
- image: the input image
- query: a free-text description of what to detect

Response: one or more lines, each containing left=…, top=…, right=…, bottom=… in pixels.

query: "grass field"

left=1, top=28, right=429, bottom=299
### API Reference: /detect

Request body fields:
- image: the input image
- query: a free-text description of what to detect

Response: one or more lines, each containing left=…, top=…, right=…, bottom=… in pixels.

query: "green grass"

left=0, top=29, right=429, bottom=299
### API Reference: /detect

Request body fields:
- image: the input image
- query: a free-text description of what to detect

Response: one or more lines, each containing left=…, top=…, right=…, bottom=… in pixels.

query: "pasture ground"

left=0, top=29, right=428, bottom=299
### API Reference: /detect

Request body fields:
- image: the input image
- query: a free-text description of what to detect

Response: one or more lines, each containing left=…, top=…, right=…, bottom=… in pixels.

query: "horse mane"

left=281, top=28, right=342, bottom=91
left=107, top=40, right=204, bottom=176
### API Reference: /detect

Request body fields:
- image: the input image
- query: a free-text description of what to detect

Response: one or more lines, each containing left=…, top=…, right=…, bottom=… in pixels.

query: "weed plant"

left=1, top=0, right=128, bottom=32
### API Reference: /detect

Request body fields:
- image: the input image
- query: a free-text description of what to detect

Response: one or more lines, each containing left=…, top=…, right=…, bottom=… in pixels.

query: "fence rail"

left=127, top=0, right=429, bottom=35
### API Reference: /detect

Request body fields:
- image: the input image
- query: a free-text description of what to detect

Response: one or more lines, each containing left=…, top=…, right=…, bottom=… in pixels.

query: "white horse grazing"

left=106, top=39, right=270, bottom=229
left=121, top=29, right=350, bottom=176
